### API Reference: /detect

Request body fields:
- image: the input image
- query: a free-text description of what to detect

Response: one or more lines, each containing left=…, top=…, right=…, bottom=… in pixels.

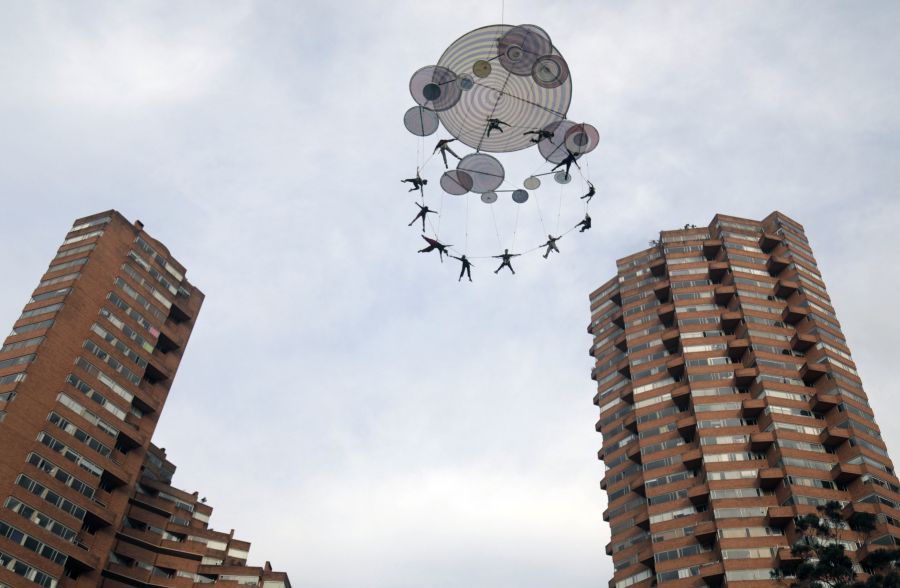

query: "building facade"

left=589, top=212, right=900, bottom=587
left=0, top=211, right=289, bottom=587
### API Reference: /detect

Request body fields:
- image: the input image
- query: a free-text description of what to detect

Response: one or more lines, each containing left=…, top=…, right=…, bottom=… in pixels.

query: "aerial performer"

left=581, top=181, right=596, bottom=202
left=401, top=173, right=428, bottom=196
left=408, top=202, right=438, bottom=231
left=486, top=118, right=508, bottom=137
left=401, top=23, right=602, bottom=280
left=541, top=235, right=561, bottom=259
left=418, top=235, right=452, bottom=262
left=493, top=249, right=520, bottom=275
left=451, top=254, right=474, bottom=282
left=433, top=139, right=462, bottom=168
left=577, top=213, right=592, bottom=233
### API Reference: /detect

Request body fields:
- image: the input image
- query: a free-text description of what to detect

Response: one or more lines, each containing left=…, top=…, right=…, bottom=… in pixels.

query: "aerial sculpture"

left=402, top=24, right=599, bottom=280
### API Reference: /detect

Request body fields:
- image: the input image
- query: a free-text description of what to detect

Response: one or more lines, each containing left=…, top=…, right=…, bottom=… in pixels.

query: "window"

left=18, top=303, right=63, bottom=320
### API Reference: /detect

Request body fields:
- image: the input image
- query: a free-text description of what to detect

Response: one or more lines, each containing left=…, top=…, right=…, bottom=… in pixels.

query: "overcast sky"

left=1, top=2, right=899, bottom=587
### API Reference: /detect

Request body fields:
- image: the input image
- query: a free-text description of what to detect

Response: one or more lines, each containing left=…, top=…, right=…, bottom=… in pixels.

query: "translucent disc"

left=497, top=25, right=552, bottom=76
left=457, top=153, right=505, bottom=193
left=403, top=106, right=440, bottom=137
left=538, top=119, right=577, bottom=164
left=512, top=189, right=529, bottom=203
left=523, top=176, right=541, bottom=190
left=554, top=171, right=572, bottom=184
left=564, top=123, right=600, bottom=155
left=440, top=170, right=474, bottom=195
left=410, top=65, right=462, bottom=112
left=532, top=55, right=570, bottom=89
left=481, top=191, right=498, bottom=203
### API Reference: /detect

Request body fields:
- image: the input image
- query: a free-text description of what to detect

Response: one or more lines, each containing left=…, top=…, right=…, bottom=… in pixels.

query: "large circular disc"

left=457, top=153, right=504, bottom=193
left=512, top=189, right=529, bottom=203
left=436, top=24, right=572, bottom=153
left=498, top=25, right=552, bottom=76
left=403, top=106, right=440, bottom=137
left=440, top=170, right=474, bottom=195
left=565, top=123, right=600, bottom=155
left=481, top=191, right=498, bottom=203
left=554, top=171, right=572, bottom=184
left=523, top=176, right=541, bottom=190
left=538, top=119, right=578, bottom=164
left=410, top=65, right=462, bottom=112
left=532, top=54, right=570, bottom=89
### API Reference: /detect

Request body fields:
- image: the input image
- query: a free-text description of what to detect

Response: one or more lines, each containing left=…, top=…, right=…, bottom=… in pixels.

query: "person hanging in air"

left=401, top=173, right=428, bottom=196
left=493, top=249, right=520, bottom=274
left=408, top=202, right=438, bottom=231
left=522, top=128, right=554, bottom=143
left=451, top=254, right=474, bottom=282
left=577, top=213, right=592, bottom=233
left=433, top=139, right=461, bottom=169
left=581, top=181, right=596, bottom=202
left=541, top=235, right=561, bottom=259
left=552, top=149, right=581, bottom=177
left=486, top=118, right=508, bottom=137
left=418, top=236, right=452, bottom=262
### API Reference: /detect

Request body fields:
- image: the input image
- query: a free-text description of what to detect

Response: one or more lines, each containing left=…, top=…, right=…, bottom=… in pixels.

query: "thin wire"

left=511, top=206, right=521, bottom=249
left=465, top=195, right=470, bottom=254
left=489, top=202, right=502, bottom=249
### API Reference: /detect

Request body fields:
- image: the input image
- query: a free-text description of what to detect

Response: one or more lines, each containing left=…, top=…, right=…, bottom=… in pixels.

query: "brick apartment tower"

left=590, top=212, right=900, bottom=587
left=0, top=212, right=290, bottom=587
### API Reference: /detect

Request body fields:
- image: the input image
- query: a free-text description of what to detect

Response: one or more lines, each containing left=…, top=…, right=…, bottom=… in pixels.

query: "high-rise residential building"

left=0, top=211, right=290, bottom=588
left=589, top=212, right=900, bottom=587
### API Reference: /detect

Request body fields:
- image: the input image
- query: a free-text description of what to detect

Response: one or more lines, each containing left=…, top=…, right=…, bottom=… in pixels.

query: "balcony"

left=617, top=358, right=631, bottom=379
left=661, top=328, right=680, bottom=352
left=832, top=463, right=863, bottom=484
left=671, top=384, right=691, bottom=410
left=750, top=431, right=775, bottom=452
left=800, top=362, right=829, bottom=384
left=654, top=280, right=671, bottom=302
left=702, top=239, right=722, bottom=260
left=635, top=508, right=650, bottom=531
left=708, top=261, right=729, bottom=282
left=713, top=285, right=736, bottom=306
left=776, top=546, right=802, bottom=567
left=699, top=561, right=725, bottom=585
left=677, top=415, right=697, bottom=440
left=624, top=412, right=638, bottom=433
left=742, top=397, right=765, bottom=417
left=650, top=259, right=666, bottom=277
left=759, top=232, right=784, bottom=252
left=758, top=467, right=783, bottom=489
left=632, top=476, right=647, bottom=497
left=810, top=391, right=839, bottom=412
left=599, top=475, right=607, bottom=489
left=605, top=542, right=612, bottom=556
left=768, top=505, right=796, bottom=527
left=767, top=254, right=790, bottom=276
left=614, top=333, right=628, bottom=353
left=683, top=448, right=703, bottom=469
left=637, top=545, right=655, bottom=567
left=610, top=291, right=622, bottom=306
left=820, top=426, right=850, bottom=447
left=734, top=366, right=759, bottom=388
left=774, top=278, right=800, bottom=298
left=693, top=520, right=717, bottom=544
left=688, top=484, right=710, bottom=506
left=720, top=310, right=742, bottom=332
left=791, top=331, right=817, bottom=352
left=627, top=445, right=642, bottom=464
left=594, top=418, right=603, bottom=432
left=666, top=356, right=685, bottom=378
left=657, top=303, right=676, bottom=327
left=612, top=309, right=625, bottom=329
left=781, top=304, right=809, bottom=325
left=727, top=338, right=750, bottom=361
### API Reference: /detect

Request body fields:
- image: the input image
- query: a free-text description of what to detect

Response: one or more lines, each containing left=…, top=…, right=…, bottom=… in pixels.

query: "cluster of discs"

left=404, top=23, right=599, bottom=204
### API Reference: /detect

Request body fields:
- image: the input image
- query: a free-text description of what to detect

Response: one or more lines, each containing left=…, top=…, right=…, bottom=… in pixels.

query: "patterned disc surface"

left=436, top=24, right=572, bottom=153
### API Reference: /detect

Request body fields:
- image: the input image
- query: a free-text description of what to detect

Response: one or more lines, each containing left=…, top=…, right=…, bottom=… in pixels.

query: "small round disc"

left=565, top=123, right=600, bottom=155
left=457, top=153, right=505, bottom=193
left=403, top=106, right=440, bottom=137
left=512, top=189, right=529, bottom=203
left=458, top=75, right=474, bottom=91
left=440, top=170, right=474, bottom=195
left=481, top=191, right=498, bottom=203
left=523, top=176, right=541, bottom=190
left=554, top=171, right=572, bottom=184
left=473, top=60, right=492, bottom=78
